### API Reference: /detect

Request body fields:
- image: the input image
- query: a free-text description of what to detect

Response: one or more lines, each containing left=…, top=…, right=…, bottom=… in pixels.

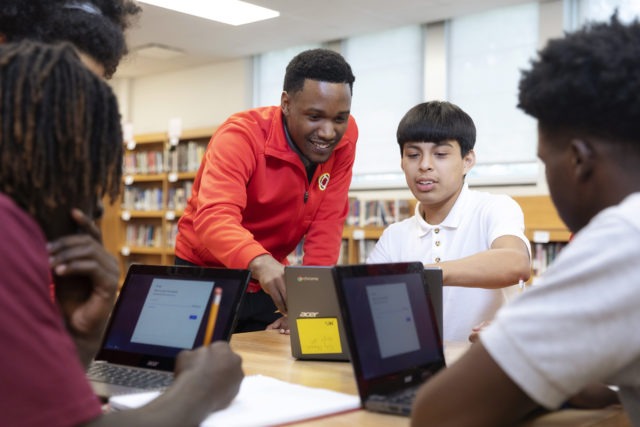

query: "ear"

left=0, top=33, right=6, bottom=44
left=570, top=139, right=595, bottom=182
left=280, top=91, right=290, bottom=116
left=462, top=150, right=476, bottom=175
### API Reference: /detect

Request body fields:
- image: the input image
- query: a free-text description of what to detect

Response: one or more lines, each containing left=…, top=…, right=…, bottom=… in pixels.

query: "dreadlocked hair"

left=0, top=41, right=122, bottom=236
left=0, top=0, right=142, bottom=78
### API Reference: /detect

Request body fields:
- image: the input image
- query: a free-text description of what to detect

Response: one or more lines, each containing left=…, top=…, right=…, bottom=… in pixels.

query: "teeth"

left=419, top=180, right=434, bottom=185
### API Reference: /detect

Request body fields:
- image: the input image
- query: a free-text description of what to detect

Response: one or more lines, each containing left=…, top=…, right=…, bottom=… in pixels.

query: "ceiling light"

left=134, top=43, right=185, bottom=60
left=139, top=0, right=280, bottom=26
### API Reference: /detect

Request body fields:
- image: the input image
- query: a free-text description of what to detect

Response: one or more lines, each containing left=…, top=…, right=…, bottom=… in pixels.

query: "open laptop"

left=423, top=267, right=443, bottom=339
left=285, top=266, right=350, bottom=361
left=87, top=264, right=249, bottom=399
left=333, top=262, right=446, bottom=416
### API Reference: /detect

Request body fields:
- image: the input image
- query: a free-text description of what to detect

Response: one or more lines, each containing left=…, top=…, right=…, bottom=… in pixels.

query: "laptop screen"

left=334, top=263, right=445, bottom=395
left=96, top=265, right=249, bottom=369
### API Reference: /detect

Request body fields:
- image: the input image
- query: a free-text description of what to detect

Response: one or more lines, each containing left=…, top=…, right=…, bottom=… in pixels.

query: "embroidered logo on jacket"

left=318, top=173, right=330, bottom=191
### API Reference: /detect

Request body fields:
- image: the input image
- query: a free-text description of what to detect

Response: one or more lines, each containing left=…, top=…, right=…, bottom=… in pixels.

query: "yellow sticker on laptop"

left=296, top=317, right=342, bottom=354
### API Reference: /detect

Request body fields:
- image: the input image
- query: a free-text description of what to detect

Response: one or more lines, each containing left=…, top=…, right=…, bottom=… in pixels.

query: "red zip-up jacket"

left=175, top=106, right=358, bottom=292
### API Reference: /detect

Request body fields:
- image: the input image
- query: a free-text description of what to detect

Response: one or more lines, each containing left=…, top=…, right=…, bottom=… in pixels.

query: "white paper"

left=109, top=374, right=361, bottom=427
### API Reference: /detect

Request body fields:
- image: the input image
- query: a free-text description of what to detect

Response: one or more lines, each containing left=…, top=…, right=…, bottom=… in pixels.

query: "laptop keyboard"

left=87, top=362, right=174, bottom=389
left=366, top=385, right=420, bottom=415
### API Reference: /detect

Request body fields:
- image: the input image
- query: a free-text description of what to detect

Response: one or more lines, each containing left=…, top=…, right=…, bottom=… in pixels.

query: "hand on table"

left=248, top=254, right=287, bottom=314
left=266, top=315, right=290, bottom=335
left=174, top=341, right=244, bottom=414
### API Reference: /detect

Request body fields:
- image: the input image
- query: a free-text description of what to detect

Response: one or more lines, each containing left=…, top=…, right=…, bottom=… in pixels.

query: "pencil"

left=204, top=287, right=222, bottom=345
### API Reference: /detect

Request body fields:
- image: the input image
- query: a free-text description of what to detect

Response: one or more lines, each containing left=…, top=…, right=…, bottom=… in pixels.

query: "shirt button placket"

left=433, top=227, right=442, bottom=263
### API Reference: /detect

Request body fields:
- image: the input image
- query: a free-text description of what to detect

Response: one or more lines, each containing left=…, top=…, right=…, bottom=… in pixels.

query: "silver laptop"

left=87, top=264, right=249, bottom=399
left=285, top=266, right=350, bottom=361
left=333, top=262, right=446, bottom=416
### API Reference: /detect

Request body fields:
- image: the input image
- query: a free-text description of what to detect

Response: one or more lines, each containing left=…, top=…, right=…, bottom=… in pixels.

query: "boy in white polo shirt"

left=366, top=101, right=531, bottom=342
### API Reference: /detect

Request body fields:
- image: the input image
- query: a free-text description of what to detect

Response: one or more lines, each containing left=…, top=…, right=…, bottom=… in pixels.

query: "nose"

left=419, top=154, right=433, bottom=171
left=317, top=120, right=336, bottom=141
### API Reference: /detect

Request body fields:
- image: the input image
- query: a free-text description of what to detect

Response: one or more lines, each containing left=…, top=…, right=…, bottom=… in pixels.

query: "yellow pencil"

left=204, top=287, right=222, bottom=345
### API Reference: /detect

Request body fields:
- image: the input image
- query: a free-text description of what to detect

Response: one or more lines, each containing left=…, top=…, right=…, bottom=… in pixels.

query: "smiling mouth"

left=310, top=140, right=334, bottom=150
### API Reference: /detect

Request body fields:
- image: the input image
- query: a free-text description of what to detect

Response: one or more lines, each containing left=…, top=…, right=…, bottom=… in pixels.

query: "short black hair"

left=283, top=48, right=355, bottom=95
left=0, top=0, right=141, bottom=78
left=518, top=14, right=640, bottom=147
left=396, top=101, right=476, bottom=156
left=0, top=41, right=123, bottom=239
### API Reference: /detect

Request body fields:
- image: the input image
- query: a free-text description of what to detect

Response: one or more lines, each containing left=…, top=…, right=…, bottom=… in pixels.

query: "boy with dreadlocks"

left=0, top=0, right=140, bottom=323
left=0, top=41, right=243, bottom=427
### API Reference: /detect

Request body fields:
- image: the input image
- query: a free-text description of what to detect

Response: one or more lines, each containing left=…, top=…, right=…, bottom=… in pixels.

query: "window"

left=570, top=0, right=640, bottom=27
left=447, top=3, right=540, bottom=185
left=253, top=44, right=321, bottom=107
left=343, top=26, right=423, bottom=189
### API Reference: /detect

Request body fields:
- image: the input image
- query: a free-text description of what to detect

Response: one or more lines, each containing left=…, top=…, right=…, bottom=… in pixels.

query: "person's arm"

left=249, top=253, right=286, bottom=314
left=83, top=342, right=244, bottom=427
left=49, top=209, right=119, bottom=368
left=192, top=123, right=270, bottom=269
left=411, top=341, right=540, bottom=427
left=427, top=235, right=531, bottom=289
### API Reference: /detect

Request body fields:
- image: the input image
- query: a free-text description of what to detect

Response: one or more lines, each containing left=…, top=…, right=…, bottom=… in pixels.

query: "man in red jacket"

left=176, top=48, right=358, bottom=332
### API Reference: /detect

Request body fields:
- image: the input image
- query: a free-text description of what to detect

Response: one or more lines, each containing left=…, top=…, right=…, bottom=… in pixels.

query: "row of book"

left=167, top=182, right=193, bottom=212
left=346, top=198, right=412, bottom=227
left=123, top=150, right=164, bottom=175
left=531, top=242, right=566, bottom=278
left=122, top=187, right=163, bottom=212
left=167, top=141, right=207, bottom=173
left=125, top=224, right=162, bottom=248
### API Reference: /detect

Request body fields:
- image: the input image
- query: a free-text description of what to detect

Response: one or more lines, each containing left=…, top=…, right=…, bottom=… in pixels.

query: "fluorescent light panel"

left=139, top=0, right=279, bottom=26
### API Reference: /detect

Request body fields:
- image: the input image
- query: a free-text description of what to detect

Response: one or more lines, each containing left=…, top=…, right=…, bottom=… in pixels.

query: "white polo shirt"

left=366, top=183, right=530, bottom=341
left=481, top=193, right=640, bottom=424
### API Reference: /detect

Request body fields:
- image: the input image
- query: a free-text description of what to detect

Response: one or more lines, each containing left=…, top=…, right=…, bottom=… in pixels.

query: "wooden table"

left=230, top=330, right=630, bottom=427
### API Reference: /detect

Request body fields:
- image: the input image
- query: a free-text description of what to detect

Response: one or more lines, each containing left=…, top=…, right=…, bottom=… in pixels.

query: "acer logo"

left=146, top=360, right=160, bottom=367
left=299, top=312, right=320, bottom=318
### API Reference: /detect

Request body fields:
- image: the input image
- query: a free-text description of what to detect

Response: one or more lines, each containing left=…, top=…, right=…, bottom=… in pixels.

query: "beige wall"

left=111, top=57, right=253, bottom=134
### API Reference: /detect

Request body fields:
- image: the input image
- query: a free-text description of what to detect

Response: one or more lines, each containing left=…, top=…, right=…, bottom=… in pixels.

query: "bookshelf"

left=512, top=195, right=570, bottom=280
left=341, top=198, right=417, bottom=264
left=101, top=126, right=215, bottom=284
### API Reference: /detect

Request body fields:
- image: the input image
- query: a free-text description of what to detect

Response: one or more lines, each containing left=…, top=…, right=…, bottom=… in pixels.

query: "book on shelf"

left=122, top=187, right=164, bottom=211
left=167, top=182, right=193, bottom=211
left=165, top=222, right=178, bottom=248
left=531, top=241, right=566, bottom=279
left=167, top=140, right=207, bottom=173
left=125, top=224, right=162, bottom=248
left=347, top=198, right=413, bottom=227
left=123, top=150, right=164, bottom=175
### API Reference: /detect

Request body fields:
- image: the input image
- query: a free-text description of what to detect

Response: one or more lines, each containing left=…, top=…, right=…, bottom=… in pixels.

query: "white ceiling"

left=115, top=0, right=533, bottom=79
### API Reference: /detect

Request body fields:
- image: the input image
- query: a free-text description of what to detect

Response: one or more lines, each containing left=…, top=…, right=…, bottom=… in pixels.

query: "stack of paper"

left=109, top=374, right=361, bottom=426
